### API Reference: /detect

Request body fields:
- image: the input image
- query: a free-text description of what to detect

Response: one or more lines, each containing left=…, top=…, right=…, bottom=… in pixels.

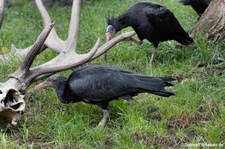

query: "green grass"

left=0, top=0, right=224, bottom=148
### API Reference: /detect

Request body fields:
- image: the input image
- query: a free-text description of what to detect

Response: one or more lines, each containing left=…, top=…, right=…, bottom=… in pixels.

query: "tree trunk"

left=190, top=0, right=225, bottom=42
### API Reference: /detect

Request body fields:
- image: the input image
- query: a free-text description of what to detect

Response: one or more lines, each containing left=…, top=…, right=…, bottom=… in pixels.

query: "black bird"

left=32, top=65, right=175, bottom=128
left=179, top=0, right=211, bottom=16
left=105, top=2, right=193, bottom=64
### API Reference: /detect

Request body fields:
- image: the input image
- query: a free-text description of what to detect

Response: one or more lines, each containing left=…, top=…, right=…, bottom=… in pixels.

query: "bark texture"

left=190, top=0, right=225, bottom=42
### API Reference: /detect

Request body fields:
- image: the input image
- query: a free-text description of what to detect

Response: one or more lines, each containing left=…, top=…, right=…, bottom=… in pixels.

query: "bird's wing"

left=64, top=65, right=137, bottom=102
left=63, top=65, right=175, bottom=103
left=145, top=6, right=173, bottom=25
left=145, top=4, right=191, bottom=43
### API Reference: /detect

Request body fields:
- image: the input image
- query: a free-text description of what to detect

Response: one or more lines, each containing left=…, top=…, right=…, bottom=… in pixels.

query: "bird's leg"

left=150, top=47, right=157, bottom=64
left=96, top=102, right=110, bottom=128
left=96, top=109, right=110, bottom=128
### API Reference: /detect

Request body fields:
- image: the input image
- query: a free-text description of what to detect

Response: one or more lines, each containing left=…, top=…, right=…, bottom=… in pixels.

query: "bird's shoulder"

left=128, top=2, right=169, bottom=16
left=72, top=65, right=134, bottom=77
left=65, top=65, right=137, bottom=101
left=66, top=65, right=136, bottom=90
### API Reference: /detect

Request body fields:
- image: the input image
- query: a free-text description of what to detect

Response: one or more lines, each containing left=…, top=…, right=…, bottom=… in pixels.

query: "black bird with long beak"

left=105, top=2, right=193, bottom=64
left=32, top=65, right=175, bottom=128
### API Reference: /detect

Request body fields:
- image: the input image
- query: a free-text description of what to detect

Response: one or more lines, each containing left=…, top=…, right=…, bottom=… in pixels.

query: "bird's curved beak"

left=26, top=81, right=50, bottom=95
left=33, top=82, right=49, bottom=90
left=105, top=25, right=115, bottom=42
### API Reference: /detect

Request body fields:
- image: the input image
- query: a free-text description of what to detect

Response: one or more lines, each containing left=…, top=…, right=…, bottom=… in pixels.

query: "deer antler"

left=0, top=0, right=136, bottom=125
left=12, top=0, right=68, bottom=54
left=10, top=0, right=135, bottom=86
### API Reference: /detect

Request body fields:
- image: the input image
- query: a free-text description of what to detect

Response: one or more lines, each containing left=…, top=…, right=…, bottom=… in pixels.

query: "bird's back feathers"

left=62, top=65, right=175, bottom=104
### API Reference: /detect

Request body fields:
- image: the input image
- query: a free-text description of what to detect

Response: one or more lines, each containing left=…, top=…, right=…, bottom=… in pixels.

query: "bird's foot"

left=96, top=120, right=106, bottom=129
left=95, top=110, right=110, bottom=129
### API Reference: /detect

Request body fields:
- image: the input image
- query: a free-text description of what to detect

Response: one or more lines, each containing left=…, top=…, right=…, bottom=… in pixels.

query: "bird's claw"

left=95, top=121, right=106, bottom=129
left=95, top=109, right=109, bottom=129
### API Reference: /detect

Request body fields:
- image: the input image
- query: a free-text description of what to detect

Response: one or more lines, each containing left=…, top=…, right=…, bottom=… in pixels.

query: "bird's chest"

left=133, top=25, right=158, bottom=43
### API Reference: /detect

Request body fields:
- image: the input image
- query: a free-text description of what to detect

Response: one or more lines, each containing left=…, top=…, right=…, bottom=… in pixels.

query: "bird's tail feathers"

left=131, top=75, right=176, bottom=97
left=158, top=76, right=176, bottom=86
left=152, top=89, right=175, bottom=97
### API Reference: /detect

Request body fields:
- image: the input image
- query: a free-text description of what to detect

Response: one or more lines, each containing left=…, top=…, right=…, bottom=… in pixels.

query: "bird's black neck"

left=109, top=14, right=129, bottom=32
left=53, top=76, right=75, bottom=104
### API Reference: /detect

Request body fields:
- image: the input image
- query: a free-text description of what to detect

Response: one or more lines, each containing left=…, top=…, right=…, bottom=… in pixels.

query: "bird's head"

left=105, top=15, right=118, bottom=42
left=29, top=75, right=63, bottom=93
left=105, top=25, right=116, bottom=42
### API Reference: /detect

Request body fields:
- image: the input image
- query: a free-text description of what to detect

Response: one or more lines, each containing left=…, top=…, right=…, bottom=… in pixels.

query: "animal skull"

left=0, top=79, right=25, bottom=126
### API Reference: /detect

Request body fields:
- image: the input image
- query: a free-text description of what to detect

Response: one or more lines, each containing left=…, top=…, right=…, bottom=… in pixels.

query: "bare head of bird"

left=32, top=75, right=59, bottom=91
left=105, top=25, right=116, bottom=42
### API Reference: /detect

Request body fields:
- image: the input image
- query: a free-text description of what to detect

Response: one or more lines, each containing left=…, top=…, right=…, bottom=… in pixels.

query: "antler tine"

left=9, top=23, right=54, bottom=80
left=20, top=23, right=54, bottom=72
left=31, top=0, right=81, bottom=54
left=66, top=0, right=80, bottom=51
left=90, top=31, right=136, bottom=61
left=11, top=0, right=66, bottom=54
left=35, top=0, right=66, bottom=53
left=0, top=0, right=4, bottom=29
left=36, top=0, right=80, bottom=54
left=27, top=38, right=100, bottom=82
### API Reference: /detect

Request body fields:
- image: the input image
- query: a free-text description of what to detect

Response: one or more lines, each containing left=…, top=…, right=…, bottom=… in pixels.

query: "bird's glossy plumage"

left=35, top=65, right=175, bottom=108
left=34, top=65, right=175, bottom=127
left=106, top=2, right=193, bottom=48
left=179, top=0, right=211, bottom=16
